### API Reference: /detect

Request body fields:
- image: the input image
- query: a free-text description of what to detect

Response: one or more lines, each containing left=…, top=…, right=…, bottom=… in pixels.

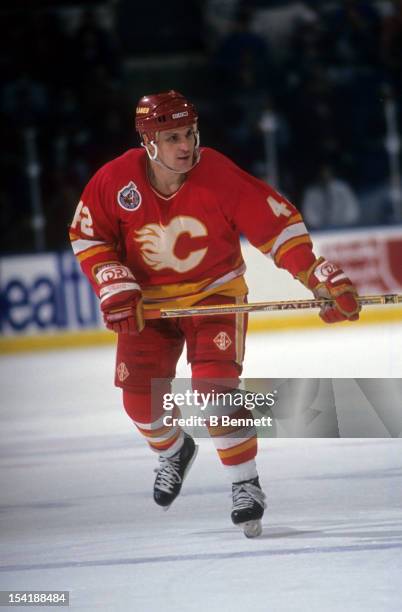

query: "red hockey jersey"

left=69, top=147, right=315, bottom=309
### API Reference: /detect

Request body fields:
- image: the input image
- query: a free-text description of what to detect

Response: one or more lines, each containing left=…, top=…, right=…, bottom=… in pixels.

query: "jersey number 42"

left=71, top=201, right=94, bottom=237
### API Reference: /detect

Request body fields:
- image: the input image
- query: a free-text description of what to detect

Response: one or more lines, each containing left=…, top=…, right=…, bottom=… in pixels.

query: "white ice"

left=0, top=324, right=401, bottom=611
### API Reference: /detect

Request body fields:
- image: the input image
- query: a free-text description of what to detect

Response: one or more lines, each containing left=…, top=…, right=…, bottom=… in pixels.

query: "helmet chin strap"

left=141, top=131, right=201, bottom=174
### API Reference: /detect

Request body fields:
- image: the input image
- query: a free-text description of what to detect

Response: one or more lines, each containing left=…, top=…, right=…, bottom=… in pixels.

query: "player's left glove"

left=297, top=257, right=361, bottom=323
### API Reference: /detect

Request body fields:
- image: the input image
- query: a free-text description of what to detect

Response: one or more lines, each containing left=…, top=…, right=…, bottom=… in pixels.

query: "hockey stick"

left=144, top=294, right=402, bottom=320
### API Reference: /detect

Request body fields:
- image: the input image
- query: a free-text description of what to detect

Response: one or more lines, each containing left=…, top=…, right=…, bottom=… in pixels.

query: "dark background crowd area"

left=1, top=0, right=402, bottom=253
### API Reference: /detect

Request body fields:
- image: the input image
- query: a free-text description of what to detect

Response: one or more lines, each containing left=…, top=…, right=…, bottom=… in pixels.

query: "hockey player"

left=69, top=90, right=360, bottom=538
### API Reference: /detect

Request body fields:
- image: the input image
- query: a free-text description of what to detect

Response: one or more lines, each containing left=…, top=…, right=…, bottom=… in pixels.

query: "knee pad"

left=122, top=390, right=152, bottom=423
left=192, top=360, right=241, bottom=380
left=191, top=360, right=241, bottom=396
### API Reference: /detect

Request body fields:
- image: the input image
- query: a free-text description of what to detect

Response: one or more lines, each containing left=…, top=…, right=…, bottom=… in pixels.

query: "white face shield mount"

left=140, top=125, right=201, bottom=174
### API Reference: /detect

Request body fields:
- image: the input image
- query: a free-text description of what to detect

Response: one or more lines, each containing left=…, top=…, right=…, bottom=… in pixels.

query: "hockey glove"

left=96, top=263, right=144, bottom=334
left=297, top=257, right=360, bottom=323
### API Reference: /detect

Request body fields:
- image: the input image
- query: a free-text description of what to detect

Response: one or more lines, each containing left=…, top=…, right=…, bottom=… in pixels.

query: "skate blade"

left=240, top=519, right=263, bottom=538
left=160, top=444, right=199, bottom=512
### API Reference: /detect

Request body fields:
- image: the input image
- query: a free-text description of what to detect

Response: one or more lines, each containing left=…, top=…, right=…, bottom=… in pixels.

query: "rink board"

left=1, top=226, right=402, bottom=352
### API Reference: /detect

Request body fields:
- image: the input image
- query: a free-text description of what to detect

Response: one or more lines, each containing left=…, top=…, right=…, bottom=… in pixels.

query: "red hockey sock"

left=191, top=361, right=258, bottom=467
left=122, top=390, right=184, bottom=456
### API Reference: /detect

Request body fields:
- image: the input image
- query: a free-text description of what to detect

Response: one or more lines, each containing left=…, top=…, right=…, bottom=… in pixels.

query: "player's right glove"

left=297, top=257, right=361, bottom=323
left=96, top=263, right=144, bottom=334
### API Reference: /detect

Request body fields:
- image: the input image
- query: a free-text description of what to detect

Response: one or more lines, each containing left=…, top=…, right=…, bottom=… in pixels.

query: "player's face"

left=156, top=125, right=196, bottom=172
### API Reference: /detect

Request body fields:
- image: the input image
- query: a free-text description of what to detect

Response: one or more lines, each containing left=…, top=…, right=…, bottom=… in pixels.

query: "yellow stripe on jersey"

left=143, top=277, right=215, bottom=300
left=257, top=213, right=303, bottom=255
left=274, top=235, right=312, bottom=265
left=77, top=244, right=116, bottom=262
left=142, top=276, right=248, bottom=311
left=258, top=236, right=277, bottom=255
left=71, top=238, right=109, bottom=256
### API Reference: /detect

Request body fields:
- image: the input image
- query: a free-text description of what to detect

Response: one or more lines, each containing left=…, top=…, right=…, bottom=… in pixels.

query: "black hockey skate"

left=231, top=476, right=266, bottom=538
left=153, top=433, right=198, bottom=509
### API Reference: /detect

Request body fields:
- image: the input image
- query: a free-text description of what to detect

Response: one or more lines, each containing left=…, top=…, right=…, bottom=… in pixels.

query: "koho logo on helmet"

left=137, top=107, right=149, bottom=114
left=172, top=111, right=188, bottom=119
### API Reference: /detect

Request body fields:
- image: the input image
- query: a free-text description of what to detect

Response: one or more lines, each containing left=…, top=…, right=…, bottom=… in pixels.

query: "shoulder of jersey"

left=199, top=147, right=271, bottom=194
left=85, top=149, right=146, bottom=203
left=79, top=149, right=146, bottom=217
left=200, top=147, right=234, bottom=166
left=97, top=148, right=144, bottom=177
left=197, top=147, right=239, bottom=178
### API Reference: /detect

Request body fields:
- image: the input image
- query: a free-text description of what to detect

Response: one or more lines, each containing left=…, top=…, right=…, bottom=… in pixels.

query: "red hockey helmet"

left=135, top=90, right=198, bottom=141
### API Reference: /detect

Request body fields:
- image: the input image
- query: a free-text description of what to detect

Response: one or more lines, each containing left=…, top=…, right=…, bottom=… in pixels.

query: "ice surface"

left=0, top=325, right=401, bottom=611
